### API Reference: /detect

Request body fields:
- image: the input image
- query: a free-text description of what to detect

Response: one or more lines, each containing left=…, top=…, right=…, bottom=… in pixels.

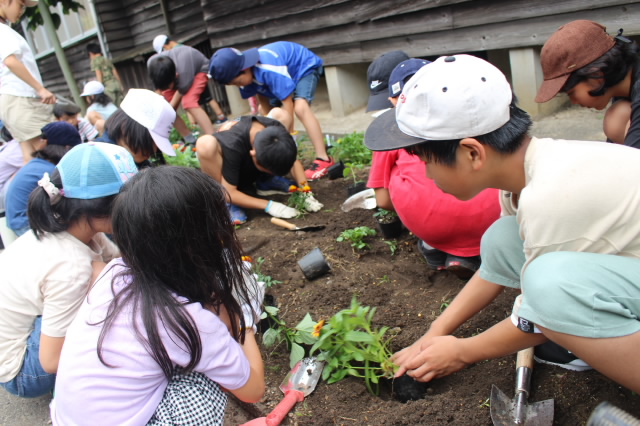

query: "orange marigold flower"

left=288, top=185, right=298, bottom=193
left=302, top=185, right=312, bottom=193
left=192, top=147, right=197, bottom=152
left=241, top=255, right=252, bottom=263
left=172, top=143, right=180, bottom=149
left=312, top=319, right=325, bottom=337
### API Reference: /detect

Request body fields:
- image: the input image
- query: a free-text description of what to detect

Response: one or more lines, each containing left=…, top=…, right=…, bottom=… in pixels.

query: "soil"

left=224, top=169, right=640, bottom=426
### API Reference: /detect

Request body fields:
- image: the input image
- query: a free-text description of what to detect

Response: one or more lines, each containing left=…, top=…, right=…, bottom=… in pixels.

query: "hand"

left=392, top=335, right=469, bottom=383
left=265, top=201, right=299, bottom=219
left=37, top=87, right=56, bottom=104
left=240, top=260, right=266, bottom=330
left=303, top=193, right=323, bottom=212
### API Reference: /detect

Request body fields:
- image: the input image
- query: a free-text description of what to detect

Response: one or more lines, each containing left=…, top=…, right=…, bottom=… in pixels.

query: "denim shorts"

left=269, top=66, right=323, bottom=106
left=0, top=317, right=56, bottom=397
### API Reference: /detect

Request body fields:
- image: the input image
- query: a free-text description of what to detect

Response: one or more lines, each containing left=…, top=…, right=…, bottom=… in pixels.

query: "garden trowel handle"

left=514, top=347, right=534, bottom=424
left=265, top=389, right=305, bottom=426
left=271, top=217, right=298, bottom=230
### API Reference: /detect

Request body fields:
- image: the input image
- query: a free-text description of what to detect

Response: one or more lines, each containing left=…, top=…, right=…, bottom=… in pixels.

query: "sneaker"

left=227, top=203, right=247, bottom=225
left=445, top=254, right=480, bottom=279
left=255, top=175, right=296, bottom=196
left=534, top=341, right=592, bottom=371
left=214, top=116, right=228, bottom=125
left=305, top=157, right=335, bottom=180
left=417, top=240, right=447, bottom=270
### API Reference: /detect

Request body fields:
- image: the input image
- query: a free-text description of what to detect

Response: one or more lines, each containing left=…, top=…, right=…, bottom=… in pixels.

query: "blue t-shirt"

left=87, top=102, right=118, bottom=121
left=5, top=158, right=55, bottom=232
left=239, top=41, right=323, bottom=101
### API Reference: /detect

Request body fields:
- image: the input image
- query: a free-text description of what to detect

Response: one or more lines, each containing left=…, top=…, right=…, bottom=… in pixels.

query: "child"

left=152, top=34, right=228, bottom=124
left=53, top=102, right=101, bottom=141
left=0, top=0, right=56, bottom=164
left=0, top=125, right=23, bottom=247
left=196, top=108, right=323, bottom=224
left=51, top=166, right=265, bottom=424
left=5, top=121, right=82, bottom=236
left=80, top=80, right=118, bottom=124
left=98, top=88, right=176, bottom=168
left=367, top=58, right=500, bottom=278
left=147, top=45, right=215, bottom=136
left=535, top=20, right=640, bottom=148
left=0, top=142, right=135, bottom=397
left=86, top=43, right=124, bottom=106
left=366, top=50, right=409, bottom=112
left=209, top=41, right=334, bottom=180
left=366, top=54, right=640, bottom=393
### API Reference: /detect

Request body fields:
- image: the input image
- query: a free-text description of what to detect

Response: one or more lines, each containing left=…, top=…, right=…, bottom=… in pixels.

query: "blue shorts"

left=0, top=316, right=56, bottom=397
left=270, top=66, right=323, bottom=106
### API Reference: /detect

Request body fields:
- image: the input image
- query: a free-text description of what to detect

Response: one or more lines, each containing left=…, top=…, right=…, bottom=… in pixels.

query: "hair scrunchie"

left=38, top=172, right=64, bottom=205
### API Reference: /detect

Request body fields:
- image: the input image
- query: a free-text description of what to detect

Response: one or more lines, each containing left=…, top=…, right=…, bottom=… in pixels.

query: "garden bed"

left=224, top=171, right=640, bottom=425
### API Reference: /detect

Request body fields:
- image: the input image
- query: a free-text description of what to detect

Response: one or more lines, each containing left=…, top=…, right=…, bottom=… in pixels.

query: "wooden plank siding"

left=200, top=0, right=640, bottom=65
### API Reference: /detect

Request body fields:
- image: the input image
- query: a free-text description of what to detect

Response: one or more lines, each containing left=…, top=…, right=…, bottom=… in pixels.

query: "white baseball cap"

left=120, top=89, right=177, bottom=157
left=153, top=35, right=168, bottom=54
left=80, top=80, right=105, bottom=97
left=365, top=54, right=513, bottom=151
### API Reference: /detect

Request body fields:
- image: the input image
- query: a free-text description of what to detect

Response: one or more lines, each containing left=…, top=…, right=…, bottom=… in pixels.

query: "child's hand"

left=303, top=194, right=323, bottom=212
left=393, top=335, right=469, bottom=382
left=265, top=201, right=299, bottom=219
left=37, top=87, right=56, bottom=104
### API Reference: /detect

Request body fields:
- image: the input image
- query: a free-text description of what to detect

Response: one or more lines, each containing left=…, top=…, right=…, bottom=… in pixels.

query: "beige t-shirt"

left=517, top=137, right=640, bottom=271
left=0, top=231, right=119, bottom=382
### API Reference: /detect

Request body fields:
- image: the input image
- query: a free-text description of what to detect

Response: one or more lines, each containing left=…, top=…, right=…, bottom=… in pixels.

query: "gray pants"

left=479, top=216, right=640, bottom=338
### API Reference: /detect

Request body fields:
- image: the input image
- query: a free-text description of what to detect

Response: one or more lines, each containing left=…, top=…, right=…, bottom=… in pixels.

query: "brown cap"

left=535, top=20, right=615, bottom=103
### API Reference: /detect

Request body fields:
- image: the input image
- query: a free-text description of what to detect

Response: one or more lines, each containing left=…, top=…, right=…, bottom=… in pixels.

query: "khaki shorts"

left=0, top=94, right=54, bottom=142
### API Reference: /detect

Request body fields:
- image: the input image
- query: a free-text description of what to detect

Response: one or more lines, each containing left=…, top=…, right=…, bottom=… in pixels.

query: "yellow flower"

left=241, top=255, right=252, bottom=263
left=172, top=143, right=180, bottom=150
left=288, top=185, right=298, bottom=193
left=312, top=319, right=325, bottom=337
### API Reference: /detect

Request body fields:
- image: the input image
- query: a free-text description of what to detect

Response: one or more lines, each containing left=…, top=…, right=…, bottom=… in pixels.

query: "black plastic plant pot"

left=392, top=373, right=428, bottom=402
left=346, top=181, right=367, bottom=197
left=377, top=218, right=403, bottom=239
left=327, top=161, right=345, bottom=180
left=298, top=247, right=331, bottom=280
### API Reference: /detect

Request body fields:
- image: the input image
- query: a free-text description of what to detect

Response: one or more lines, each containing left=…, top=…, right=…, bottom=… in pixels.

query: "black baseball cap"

left=366, top=50, right=409, bottom=112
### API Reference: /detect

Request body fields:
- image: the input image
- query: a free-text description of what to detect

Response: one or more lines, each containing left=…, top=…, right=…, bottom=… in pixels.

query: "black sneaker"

left=534, top=341, right=592, bottom=371
left=445, top=254, right=481, bottom=279
left=417, top=240, right=447, bottom=270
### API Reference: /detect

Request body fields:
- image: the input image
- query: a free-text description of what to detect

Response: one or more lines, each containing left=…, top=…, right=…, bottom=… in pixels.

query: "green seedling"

left=384, top=240, right=398, bottom=256
left=261, top=306, right=318, bottom=368
left=373, top=208, right=399, bottom=224
left=343, top=162, right=365, bottom=185
left=254, top=257, right=282, bottom=288
left=337, top=226, right=377, bottom=251
left=331, top=131, right=371, bottom=166
left=287, top=191, right=310, bottom=217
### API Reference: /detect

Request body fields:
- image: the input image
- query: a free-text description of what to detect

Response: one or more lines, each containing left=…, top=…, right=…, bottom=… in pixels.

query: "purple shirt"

left=0, top=139, right=23, bottom=200
left=51, top=259, right=250, bottom=425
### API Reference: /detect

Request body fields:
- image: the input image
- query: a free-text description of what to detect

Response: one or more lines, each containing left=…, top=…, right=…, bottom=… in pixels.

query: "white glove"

left=303, top=193, right=323, bottom=212
left=239, top=260, right=266, bottom=331
left=265, top=200, right=299, bottom=219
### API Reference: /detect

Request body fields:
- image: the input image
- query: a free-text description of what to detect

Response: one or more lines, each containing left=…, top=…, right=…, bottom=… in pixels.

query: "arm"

left=290, top=160, right=308, bottom=187
left=257, top=94, right=273, bottom=117
left=222, top=178, right=269, bottom=210
left=39, top=334, right=65, bottom=373
left=112, top=67, right=124, bottom=87
left=229, top=329, right=265, bottom=402
left=3, top=55, right=55, bottom=104
left=404, top=318, right=547, bottom=383
left=374, top=188, right=394, bottom=211
left=170, top=91, right=183, bottom=110
left=392, top=272, right=505, bottom=375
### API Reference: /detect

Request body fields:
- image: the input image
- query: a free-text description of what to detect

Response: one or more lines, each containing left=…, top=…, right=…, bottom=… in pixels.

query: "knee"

left=293, top=99, right=311, bottom=116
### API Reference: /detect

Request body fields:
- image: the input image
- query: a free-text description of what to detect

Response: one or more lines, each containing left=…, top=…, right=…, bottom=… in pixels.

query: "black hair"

left=86, top=93, right=113, bottom=107
left=148, top=55, right=177, bottom=91
left=53, top=102, right=81, bottom=118
left=86, top=43, right=102, bottom=55
left=562, top=38, right=640, bottom=96
left=32, top=144, right=69, bottom=164
left=97, top=166, right=250, bottom=379
left=0, top=125, right=12, bottom=142
left=28, top=168, right=117, bottom=239
left=254, top=125, right=297, bottom=176
left=405, top=100, right=532, bottom=166
left=105, top=109, right=156, bottom=160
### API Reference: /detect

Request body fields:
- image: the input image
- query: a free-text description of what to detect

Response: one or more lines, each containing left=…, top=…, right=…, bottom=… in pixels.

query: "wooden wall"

left=200, top=0, right=640, bottom=65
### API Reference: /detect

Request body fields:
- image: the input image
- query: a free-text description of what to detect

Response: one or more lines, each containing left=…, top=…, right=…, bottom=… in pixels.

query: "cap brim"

left=149, top=131, right=176, bottom=156
left=535, top=74, right=570, bottom=103
left=25, top=0, right=38, bottom=7
left=364, top=108, right=426, bottom=151
left=242, top=48, right=260, bottom=69
left=366, top=92, right=392, bottom=112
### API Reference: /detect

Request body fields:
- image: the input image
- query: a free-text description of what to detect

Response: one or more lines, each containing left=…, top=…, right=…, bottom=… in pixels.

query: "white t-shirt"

left=0, top=23, right=42, bottom=98
left=0, top=231, right=119, bottom=382
left=517, top=137, right=640, bottom=271
left=51, top=259, right=251, bottom=425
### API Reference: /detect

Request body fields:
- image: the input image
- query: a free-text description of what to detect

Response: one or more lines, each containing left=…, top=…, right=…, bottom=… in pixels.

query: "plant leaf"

left=289, top=343, right=305, bottom=368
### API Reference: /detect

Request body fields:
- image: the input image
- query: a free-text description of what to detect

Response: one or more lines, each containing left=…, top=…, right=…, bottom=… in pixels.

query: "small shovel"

left=241, top=357, right=325, bottom=426
left=490, top=347, right=554, bottom=426
left=271, top=217, right=325, bottom=232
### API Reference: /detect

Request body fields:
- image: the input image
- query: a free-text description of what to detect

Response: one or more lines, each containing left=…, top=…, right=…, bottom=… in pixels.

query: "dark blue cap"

left=388, top=58, right=431, bottom=98
left=41, top=122, right=82, bottom=148
left=209, top=47, right=260, bottom=84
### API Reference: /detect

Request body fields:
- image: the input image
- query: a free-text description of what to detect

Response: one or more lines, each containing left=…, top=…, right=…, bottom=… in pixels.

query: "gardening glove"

left=265, top=200, right=299, bottom=219
left=303, top=193, right=324, bottom=212
left=239, top=260, right=266, bottom=331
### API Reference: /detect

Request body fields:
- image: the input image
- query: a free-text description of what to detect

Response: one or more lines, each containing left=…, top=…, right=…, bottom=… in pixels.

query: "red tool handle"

left=265, top=389, right=305, bottom=426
